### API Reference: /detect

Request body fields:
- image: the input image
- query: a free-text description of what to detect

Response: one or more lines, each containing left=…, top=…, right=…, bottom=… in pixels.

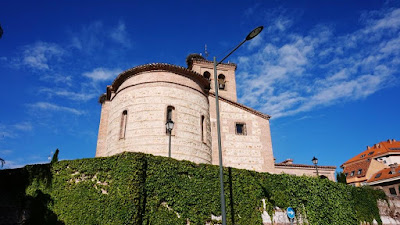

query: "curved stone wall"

left=97, top=70, right=212, bottom=164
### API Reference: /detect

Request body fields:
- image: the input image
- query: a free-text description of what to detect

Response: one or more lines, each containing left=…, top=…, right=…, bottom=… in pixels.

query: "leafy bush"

left=0, top=152, right=386, bottom=224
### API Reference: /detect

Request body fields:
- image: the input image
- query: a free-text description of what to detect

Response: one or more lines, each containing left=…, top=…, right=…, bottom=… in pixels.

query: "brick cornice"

left=110, top=63, right=210, bottom=95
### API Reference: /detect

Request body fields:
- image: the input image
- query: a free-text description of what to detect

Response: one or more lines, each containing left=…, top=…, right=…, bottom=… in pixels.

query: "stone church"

left=95, top=54, right=335, bottom=178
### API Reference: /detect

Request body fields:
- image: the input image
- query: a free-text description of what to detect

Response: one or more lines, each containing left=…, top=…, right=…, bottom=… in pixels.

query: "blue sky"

left=0, top=1, right=399, bottom=172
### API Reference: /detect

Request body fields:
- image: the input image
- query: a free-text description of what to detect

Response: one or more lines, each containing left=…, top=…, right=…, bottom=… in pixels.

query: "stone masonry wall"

left=208, top=96, right=275, bottom=173
left=96, top=71, right=212, bottom=164
left=95, top=101, right=110, bottom=157
left=191, top=62, right=238, bottom=102
left=274, top=166, right=336, bottom=181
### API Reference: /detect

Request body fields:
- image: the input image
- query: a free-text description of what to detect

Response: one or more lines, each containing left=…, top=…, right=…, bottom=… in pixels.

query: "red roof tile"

left=342, top=159, right=371, bottom=179
left=367, top=165, right=400, bottom=183
left=343, top=139, right=400, bottom=165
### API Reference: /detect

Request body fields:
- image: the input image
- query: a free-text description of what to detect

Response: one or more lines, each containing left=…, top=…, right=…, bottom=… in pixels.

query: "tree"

left=0, top=157, right=5, bottom=168
left=336, top=171, right=347, bottom=184
left=50, top=149, right=59, bottom=164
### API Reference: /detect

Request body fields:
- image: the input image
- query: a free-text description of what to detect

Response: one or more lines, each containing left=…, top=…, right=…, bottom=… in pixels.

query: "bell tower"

left=186, top=54, right=237, bottom=102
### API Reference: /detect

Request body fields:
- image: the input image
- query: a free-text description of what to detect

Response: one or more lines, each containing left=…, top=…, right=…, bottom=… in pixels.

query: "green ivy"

left=0, top=152, right=386, bottom=225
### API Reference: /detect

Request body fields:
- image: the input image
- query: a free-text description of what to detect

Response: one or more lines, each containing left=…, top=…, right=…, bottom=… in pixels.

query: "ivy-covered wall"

left=0, top=152, right=386, bottom=225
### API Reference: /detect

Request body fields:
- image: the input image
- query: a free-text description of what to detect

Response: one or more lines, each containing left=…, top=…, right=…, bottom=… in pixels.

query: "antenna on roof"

left=204, top=44, right=209, bottom=59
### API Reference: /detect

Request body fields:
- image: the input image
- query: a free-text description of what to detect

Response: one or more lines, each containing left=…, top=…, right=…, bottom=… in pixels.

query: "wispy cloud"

left=0, top=123, right=16, bottom=139
left=40, top=73, right=73, bottom=86
left=13, top=122, right=33, bottom=131
left=110, top=21, right=132, bottom=48
left=2, top=159, right=49, bottom=169
left=0, top=122, right=33, bottom=140
left=237, top=7, right=399, bottom=119
left=27, top=102, right=85, bottom=115
left=70, top=21, right=132, bottom=52
left=82, top=67, right=122, bottom=82
left=39, top=88, right=97, bottom=101
left=16, top=42, right=64, bottom=70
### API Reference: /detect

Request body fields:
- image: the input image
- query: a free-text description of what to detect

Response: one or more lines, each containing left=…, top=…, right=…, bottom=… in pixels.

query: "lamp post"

left=166, top=119, right=174, bottom=158
left=312, top=156, right=319, bottom=176
left=213, top=26, right=263, bottom=225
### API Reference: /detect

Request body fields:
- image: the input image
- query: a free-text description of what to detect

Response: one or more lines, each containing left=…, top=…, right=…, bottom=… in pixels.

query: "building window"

left=218, top=74, right=226, bottom=90
left=360, top=154, right=365, bottom=158
left=235, top=123, right=247, bottom=135
left=389, top=187, right=397, bottom=196
left=119, top=110, right=128, bottom=139
left=201, top=115, right=206, bottom=143
left=344, top=173, right=348, bottom=177
left=375, top=173, right=382, bottom=178
left=368, top=151, right=374, bottom=155
left=203, top=71, right=211, bottom=80
left=350, top=171, right=355, bottom=176
left=357, top=169, right=362, bottom=175
left=166, top=106, right=175, bottom=134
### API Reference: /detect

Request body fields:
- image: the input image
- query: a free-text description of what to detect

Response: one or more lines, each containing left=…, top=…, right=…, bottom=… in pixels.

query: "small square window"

left=235, top=123, right=247, bottom=135
left=375, top=173, right=382, bottom=178
left=357, top=169, right=362, bottom=175
left=350, top=171, right=355, bottom=176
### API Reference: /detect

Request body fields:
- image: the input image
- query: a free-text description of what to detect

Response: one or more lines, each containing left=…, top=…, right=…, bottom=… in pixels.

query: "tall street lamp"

left=213, top=26, right=263, bottom=225
left=166, top=119, right=174, bottom=158
left=312, top=156, right=319, bottom=176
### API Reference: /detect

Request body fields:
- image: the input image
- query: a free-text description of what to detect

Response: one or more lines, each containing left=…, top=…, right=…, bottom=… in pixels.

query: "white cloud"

left=110, top=21, right=132, bottom=47
left=363, top=8, right=400, bottom=33
left=247, top=34, right=263, bottom=50
left=19, top=42, right=64, bottom=70
left=0, top=122, right=33, bottom=140
left=1, top=159, right=49, bottom=169
left=83, top=67, right=122, bottom=82
left=39, top=88, right=97, bottom=101
left=71, top=21, right=132, bottom=52
left=27, top=102, right=85, bottom=115
left=0, top=124, right=16, bottom=139
left=70, top=21, right=104, bottom=51
left=237, top=7, right=399, bottom=119
left=13, top=122, right=33, bottom=131
left=40, top=73, right=73, bottom=86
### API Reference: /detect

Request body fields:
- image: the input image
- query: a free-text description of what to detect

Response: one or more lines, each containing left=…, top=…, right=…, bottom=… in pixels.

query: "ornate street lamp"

left=312, top=156, right=319, bottom=176
left=166, top=119, right=174, bottom=158
left=213, top=26, right=263, bottom=225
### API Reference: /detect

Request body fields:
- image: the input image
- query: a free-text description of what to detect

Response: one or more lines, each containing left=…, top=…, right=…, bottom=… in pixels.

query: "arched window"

left=218, top=74, right=226, bottom=90
left=203, top=71, right=211, bottom=80
left=201, top=115, right=206, bottom=143
left=119, top=110, right=128, bottom=139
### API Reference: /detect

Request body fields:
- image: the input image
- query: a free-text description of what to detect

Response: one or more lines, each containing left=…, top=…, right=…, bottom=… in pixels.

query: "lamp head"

left=312, top=156, right=318, bottom=165
left=166, top=119, right=174, bottom=132
left=246, top=26, right=263, bottom=40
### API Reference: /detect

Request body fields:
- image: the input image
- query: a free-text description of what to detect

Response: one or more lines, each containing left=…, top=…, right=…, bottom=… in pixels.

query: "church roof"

left=110, top=63, right=210, bottom=94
